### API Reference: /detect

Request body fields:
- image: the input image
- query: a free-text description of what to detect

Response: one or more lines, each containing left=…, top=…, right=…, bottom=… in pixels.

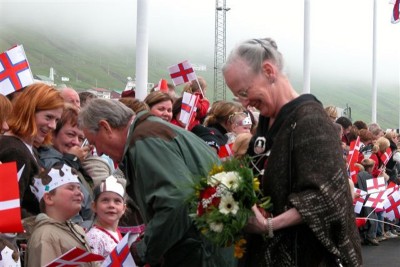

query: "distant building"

left=33, top=67, right=56, bottom=86
left=88, top=88, right=111, bottom=99
left=110, top=90, right=121, bottom=99
left=33, top=75, right=55, bottom=86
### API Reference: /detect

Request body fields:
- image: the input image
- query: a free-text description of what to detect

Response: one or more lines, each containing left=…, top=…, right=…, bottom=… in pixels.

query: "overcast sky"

left=2, top=0, right=400, bottom=89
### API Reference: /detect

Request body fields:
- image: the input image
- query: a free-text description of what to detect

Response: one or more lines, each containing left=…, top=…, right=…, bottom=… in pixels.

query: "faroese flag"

left=0, top=45, right=34, bottom=96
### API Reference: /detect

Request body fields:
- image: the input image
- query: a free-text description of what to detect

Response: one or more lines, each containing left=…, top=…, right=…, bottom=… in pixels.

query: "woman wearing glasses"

left=222, top=38, right=362, bottom=266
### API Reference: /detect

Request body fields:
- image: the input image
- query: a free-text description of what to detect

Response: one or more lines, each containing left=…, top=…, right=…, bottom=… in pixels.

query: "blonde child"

left=26, top=164, right=97, bottom=266
left=86, top=176, right=126, bottom=258
left=226, top=112, right=253, bottom=143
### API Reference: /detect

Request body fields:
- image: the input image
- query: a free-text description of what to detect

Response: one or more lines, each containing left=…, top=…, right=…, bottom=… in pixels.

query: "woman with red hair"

left=0, top=84, right=64, bottom=217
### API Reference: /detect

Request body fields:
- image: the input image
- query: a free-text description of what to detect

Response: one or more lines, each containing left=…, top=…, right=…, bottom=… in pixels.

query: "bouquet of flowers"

left=188, top=158, right=272, bottom=258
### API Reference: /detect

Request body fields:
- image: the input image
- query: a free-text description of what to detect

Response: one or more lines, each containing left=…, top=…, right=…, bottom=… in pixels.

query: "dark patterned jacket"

left=243, top=95, right=362, bottom=267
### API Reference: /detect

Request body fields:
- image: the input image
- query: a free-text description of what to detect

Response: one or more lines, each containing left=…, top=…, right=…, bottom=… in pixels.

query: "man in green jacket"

left=78, top=99, right=233, bottom=267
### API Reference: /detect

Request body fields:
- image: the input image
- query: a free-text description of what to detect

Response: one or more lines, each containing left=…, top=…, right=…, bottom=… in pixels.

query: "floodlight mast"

left=214, top=0, right=230, bottom=102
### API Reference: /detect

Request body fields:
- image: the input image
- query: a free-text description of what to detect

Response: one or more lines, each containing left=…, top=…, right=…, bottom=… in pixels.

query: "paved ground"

left=362, top=237, right=400, bottom=266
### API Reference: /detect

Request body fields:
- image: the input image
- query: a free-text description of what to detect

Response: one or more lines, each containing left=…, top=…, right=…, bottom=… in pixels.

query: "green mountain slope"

left=1, top=24, right=399, bottom=129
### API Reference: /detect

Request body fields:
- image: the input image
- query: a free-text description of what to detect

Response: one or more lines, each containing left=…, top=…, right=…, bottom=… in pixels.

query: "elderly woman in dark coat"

left=223, top=37, right=362, bottom=266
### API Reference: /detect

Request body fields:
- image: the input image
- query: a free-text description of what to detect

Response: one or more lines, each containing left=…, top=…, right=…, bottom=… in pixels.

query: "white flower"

left=219, top=194, right=239, bottom=215
left=221, top=171, right=240, bottom=191
left=209, top=172, right=226, bottom=186
left=209, top=222, right=224, bottom=233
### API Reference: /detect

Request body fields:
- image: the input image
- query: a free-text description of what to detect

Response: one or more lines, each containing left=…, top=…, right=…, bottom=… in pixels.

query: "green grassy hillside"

left=1, top=24, right=399, bottom=129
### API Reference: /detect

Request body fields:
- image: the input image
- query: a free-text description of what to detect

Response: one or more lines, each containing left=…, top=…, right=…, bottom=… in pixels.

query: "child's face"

left=52, top=183, right=83, bottom=218
left=93, top=191, right=126, bottom=227
left=233, top=124, right=251, bottom=134
left=232, top=115, right=252, bottom=134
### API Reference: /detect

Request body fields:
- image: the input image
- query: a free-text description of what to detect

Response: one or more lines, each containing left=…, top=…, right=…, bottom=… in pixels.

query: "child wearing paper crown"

left=26, top=164, right=98, bottom=267
left=86, top=176, right=126, bottom=258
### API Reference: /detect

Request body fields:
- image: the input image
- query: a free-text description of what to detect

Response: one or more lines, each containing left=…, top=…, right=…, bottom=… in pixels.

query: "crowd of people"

left=326, top=105, right=400, bottom=247
left=2, top=36, right=391, bottom=266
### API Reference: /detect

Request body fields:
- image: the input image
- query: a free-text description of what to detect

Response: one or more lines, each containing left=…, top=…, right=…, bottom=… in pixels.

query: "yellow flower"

left=234, top=239, right=247, bottom=258
left=253, top=178, right=260, bottom=192
left=209, top=164, right=224, bottom=176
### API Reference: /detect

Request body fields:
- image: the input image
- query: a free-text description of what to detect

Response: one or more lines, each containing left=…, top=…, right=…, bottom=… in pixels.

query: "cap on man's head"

left=121, top=89, right=135, bottom=98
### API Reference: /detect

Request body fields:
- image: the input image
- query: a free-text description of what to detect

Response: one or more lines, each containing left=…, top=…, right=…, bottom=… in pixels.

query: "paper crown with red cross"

left=30, top=164, right=80, bottom=201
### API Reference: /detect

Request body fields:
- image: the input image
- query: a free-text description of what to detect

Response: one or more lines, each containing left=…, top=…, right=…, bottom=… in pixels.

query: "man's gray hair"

left=78, top=98, right=134, bottom=133
left=223, top=37, right=285, bottom=75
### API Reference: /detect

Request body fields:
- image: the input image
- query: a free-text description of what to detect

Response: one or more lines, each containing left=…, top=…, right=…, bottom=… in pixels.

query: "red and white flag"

left=364, top=191, right=388, bottom=209
left=353, top=188, right=367, bottom=214
left=383, top=190, right=400, bottom=220
left=179, top=92, right=199, bottom=128
left=0, top=45, right=34, bottom=96
left=154, top=79, right=169, bottom=93
left=391, top=0, right=400, bottom=24
left=380, top=147, right=392, bottom=167
left=0, top=162, right=24, bottom=233
left=168, top=60, right=197, bottom=86
left=347, top=137, right=360, bottom=164
left=218, top=143, right=234, bottom=161
left=366, top=177, right=386, bottom=194
left=386, top=181, right=399, bottom=196
left=347, top=137, right=361, bottom=183
left=45, top=247, right=104, bottom=267
left=101, top=232, right=138, bottom=267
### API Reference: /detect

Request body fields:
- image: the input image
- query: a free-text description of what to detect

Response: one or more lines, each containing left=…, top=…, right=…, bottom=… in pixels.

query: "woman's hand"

left=67, top=145, right=92, bottom=161
left=244, top=205, right=268, bottom=234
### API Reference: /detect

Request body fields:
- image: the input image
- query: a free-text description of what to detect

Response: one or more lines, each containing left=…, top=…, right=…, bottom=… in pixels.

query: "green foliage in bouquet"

left=188, top=157, right=272, bottom=258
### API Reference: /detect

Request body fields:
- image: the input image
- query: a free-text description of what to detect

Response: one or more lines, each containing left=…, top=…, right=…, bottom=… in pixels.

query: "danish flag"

left=0, top=162, right=24, bottom=233
left=101, top=232, right=138, bottom=267
left=380, top=147, right=392, bottom=166
left=0, top=45, right=34, bottom=96
left=45, top=247, right=104, bottom=267
left=347, top=137, right=361, bottom=183
left=353, top=188, right=367, bottom=214
left=168, top=60, right=197, bottom=86
left=366, top=177, right=386, bottom=194
left=218, top=143, right=234, bottom=161
left=383, top=190, right=400, bottom=220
